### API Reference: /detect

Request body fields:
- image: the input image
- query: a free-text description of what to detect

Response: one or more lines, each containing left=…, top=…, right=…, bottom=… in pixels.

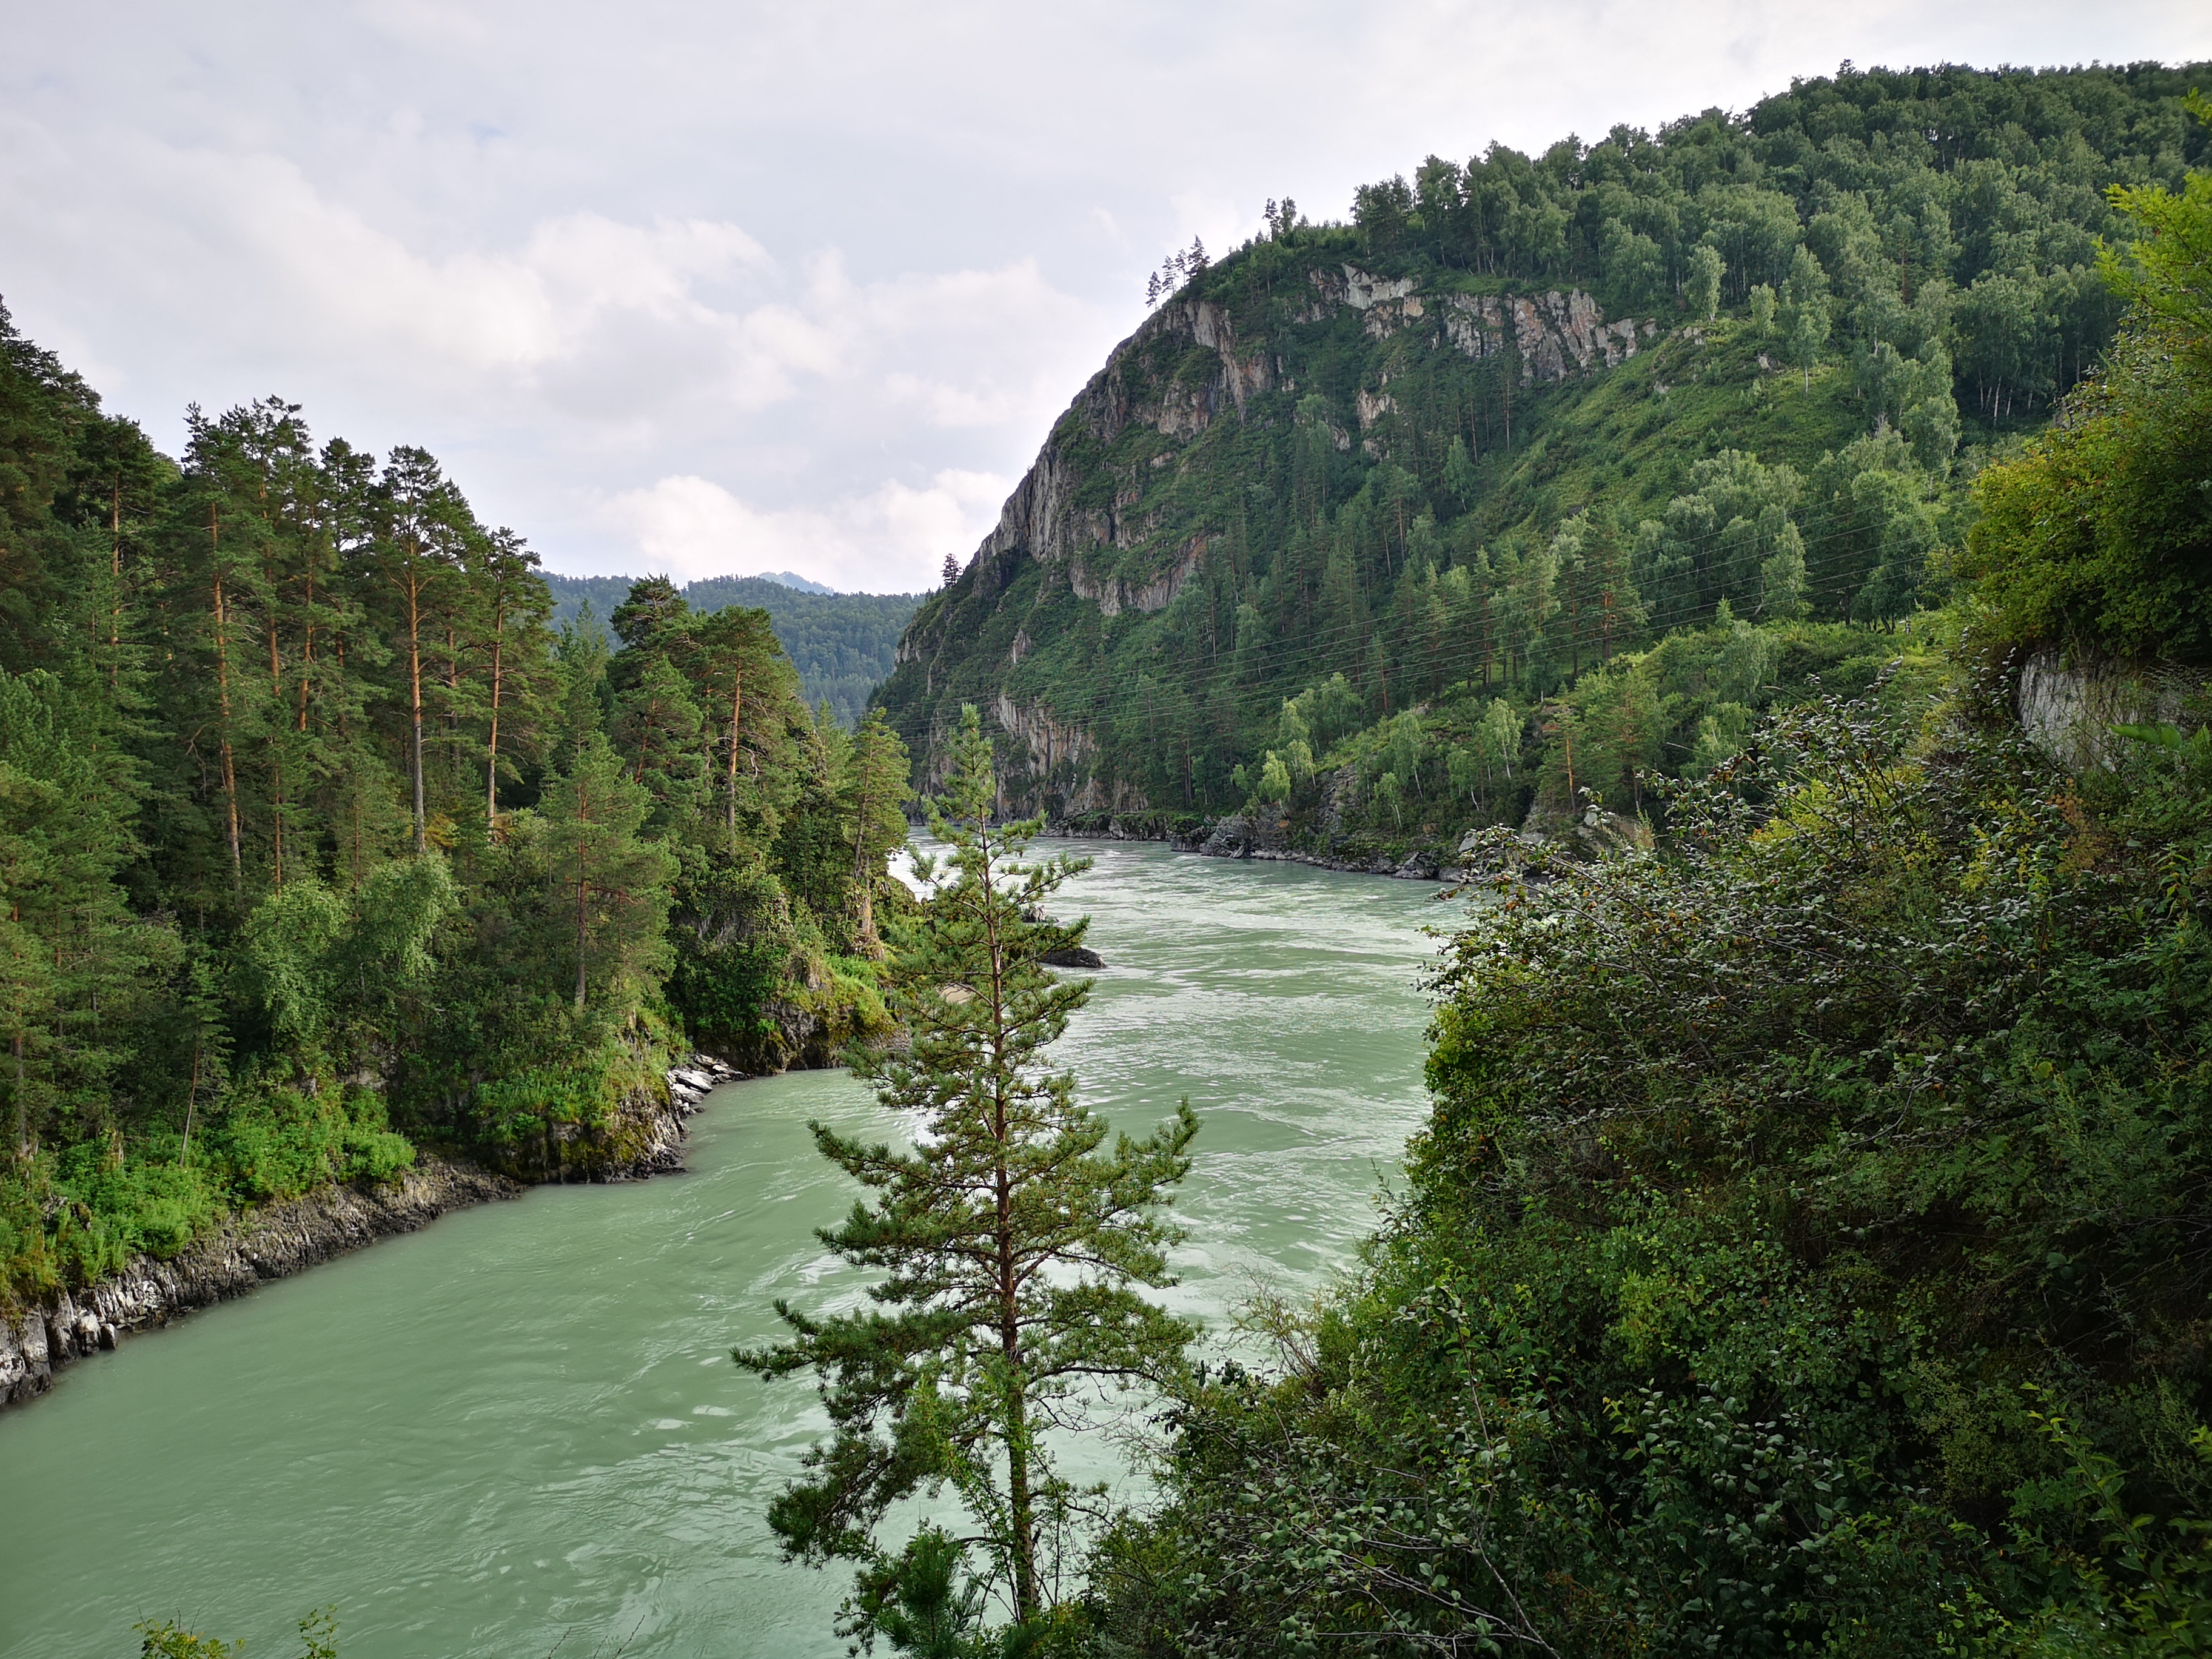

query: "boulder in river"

left=1039, top=945, right=1105, bottom=969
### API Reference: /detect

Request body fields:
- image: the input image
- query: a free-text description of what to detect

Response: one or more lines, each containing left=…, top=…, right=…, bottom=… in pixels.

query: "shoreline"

left=0, top=1056, right=740, bottom=1411
left=1042, top=817, right=1461, bottom=883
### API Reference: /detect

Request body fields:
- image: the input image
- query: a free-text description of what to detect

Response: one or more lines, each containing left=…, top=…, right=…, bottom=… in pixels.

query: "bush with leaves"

left=1094, top=669, right=2212, bottom=1654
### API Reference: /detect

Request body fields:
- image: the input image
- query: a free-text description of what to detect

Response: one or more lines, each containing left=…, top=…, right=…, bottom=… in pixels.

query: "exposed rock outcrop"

left=2017, top=646, right=2208, bottom=772
left=1503, top=798, right=1655, bottom=865
left=1, top=1054, right=744, bottom=1408
left=0, top=1157, right=515, bottom=1408
left=1067, top=536, right=1209, bottom=619
left=886, top=265, right=1658, bottom=819
left=1305, top=266, right=1652, bottom=381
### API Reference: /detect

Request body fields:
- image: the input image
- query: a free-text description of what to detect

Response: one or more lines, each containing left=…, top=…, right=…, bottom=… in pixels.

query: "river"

left=0, top=844, right=1449, bottom=1658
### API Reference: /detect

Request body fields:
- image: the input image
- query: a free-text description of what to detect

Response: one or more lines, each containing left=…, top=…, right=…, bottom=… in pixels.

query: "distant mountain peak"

left=757, top=570, right=836, bottom=594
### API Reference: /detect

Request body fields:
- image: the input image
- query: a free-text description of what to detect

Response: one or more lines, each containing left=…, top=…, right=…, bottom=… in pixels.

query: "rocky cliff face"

left=878, top=260, right=1657, bottom=816
left=2017, top=646, right=2208, bottom=772
left=931, top=269, right=1649, bottom=598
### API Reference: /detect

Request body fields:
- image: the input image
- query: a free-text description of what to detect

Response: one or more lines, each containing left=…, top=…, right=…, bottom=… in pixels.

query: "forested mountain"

left=1081, top=81, right=2212, bottom=1656
left=544, top=574, right=920, bottom=729
left=0, top=320, right=911, bottom=1309
left=876, top=61, right=2208, bottom=863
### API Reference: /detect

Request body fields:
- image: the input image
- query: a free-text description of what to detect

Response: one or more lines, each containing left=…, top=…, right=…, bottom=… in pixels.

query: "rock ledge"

left=0, top=1053, right=746, bottom=1409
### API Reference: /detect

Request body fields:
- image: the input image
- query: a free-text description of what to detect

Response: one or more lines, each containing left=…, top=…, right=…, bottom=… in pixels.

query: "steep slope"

left=1087, top=124, right=2212, bottom=1654
left=873, top=61, right=2207, bottom=841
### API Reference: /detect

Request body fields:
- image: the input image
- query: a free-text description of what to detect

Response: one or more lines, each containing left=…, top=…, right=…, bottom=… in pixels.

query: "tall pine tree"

left=737, top=705, right=1198, bottom=1633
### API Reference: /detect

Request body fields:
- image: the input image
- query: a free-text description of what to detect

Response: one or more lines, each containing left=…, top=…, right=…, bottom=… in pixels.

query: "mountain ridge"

left=873, top=59, right=2207, bottom=855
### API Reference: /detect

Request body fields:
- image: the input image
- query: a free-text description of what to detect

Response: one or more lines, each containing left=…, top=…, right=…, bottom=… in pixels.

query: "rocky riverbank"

left=0, top=1054, right=743, bottom=1409
left=1046, top=799, right=1651, bottom=882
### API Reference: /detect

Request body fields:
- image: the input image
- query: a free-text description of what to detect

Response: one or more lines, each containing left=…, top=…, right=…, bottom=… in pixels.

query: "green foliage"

left=0, top=302, right=913, bottom=1307
left=736, top=706, right=1197, bottom=1637
left=1095, top=665, right=2212, bottom=1652
left=1965, top=127, right=2212, bottom=665
left=136, top=1624, right=241, bottom=1659
left=545, top=572, right=921, bottom=728
left=135, top=1607, right=338, bottom=1659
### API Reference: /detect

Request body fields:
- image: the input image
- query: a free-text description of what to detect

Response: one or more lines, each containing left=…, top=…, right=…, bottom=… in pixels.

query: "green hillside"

left=1088, top=92, right=2212, bottom=1654
left=874, top=61, right=2209, bottom=859
left=543, top=573, right=920, bottom=728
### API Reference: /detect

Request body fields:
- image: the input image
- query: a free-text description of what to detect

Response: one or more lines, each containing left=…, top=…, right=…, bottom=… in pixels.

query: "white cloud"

left=601, top=469, right=1011, bottom=593
left=3, top=0, right=2208, bottom=589
left=1168, top=191, right=1261, bottom=268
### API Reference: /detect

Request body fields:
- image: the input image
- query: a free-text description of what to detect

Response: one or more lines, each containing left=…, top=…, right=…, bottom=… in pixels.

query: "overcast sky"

left=5, top=3, right=2207, bottom=592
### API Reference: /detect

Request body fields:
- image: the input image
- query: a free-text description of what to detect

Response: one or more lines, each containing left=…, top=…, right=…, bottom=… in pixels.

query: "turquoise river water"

left=0, top=843, right=1451, bottom=1658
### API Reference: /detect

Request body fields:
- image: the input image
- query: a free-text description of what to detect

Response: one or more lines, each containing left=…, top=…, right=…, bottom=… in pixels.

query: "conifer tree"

left=471, top=527, right=552, bottom=820
left=538, top=731, right=674, bottom=1016
left=614, top=651, right=705, bottom=814
left=736, top=705, right=1198, bottom=1633
left=688, top=604, right=783, bottom=844
left=364, top=446, right=470, bottom=854
left=840, top=709, right=911, bottom=954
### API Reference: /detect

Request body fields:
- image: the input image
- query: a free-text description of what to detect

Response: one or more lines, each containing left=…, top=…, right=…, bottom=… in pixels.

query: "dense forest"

left=876, top=61, right=2209, bottom=866
left=1069, top=83, right=2212, bottom=1658
left=0, top=327, right=913, bottom=1311
left=543, top=573, right=920, bottom=729
left=8, top=50, right=2212, bottom=1659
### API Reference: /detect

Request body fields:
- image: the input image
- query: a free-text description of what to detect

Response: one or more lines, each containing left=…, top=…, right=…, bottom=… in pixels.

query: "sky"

left=5, top=3, right=2209, bottom=594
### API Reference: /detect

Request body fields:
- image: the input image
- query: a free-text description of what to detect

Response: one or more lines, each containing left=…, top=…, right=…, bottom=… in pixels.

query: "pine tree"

left=687, top=603, right=785, bottom=845
left=840, top=708, right=911, bottom=955
left=472, top=528, right=552, bottom=820
left=613, top=651, right=705, bottom=816
left=736, top=705, right=1198, bottom=1632
left=537, top=731, right=674, bottom=1016
left=363, top=446, right=471, bottom=855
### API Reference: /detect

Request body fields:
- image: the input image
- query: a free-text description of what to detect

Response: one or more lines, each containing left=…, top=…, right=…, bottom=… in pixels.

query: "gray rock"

left=2, top=1158, right=519, bottom=1410
left=2018, top=647, right=2208, bottom=773
left=1039, top=945, right=1105, bottom=969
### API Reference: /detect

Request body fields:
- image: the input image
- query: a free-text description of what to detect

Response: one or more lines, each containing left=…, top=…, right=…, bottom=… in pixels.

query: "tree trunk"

left=979, top=832, right=1040, bottom=1618
left=107, top=481, right=122, bottom=691
left=444, top=622, right=463, bottom=803
left=406, top=565, right=427, bottom=854
left=725, top=673, right=744, bottom=842
left=209, top=514, right=244, bottom=898
left=485, top=604, right=506, bottom=821
left=297, top=567, right=315, bottom=733
left=575, top=830, right=593, bottom=1014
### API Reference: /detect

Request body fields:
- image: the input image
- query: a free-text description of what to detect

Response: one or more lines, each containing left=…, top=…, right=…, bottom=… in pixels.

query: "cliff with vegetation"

left=875, top=61, right=2208, bottom=873
left=1076, top=78, right=2212, bottom=1658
